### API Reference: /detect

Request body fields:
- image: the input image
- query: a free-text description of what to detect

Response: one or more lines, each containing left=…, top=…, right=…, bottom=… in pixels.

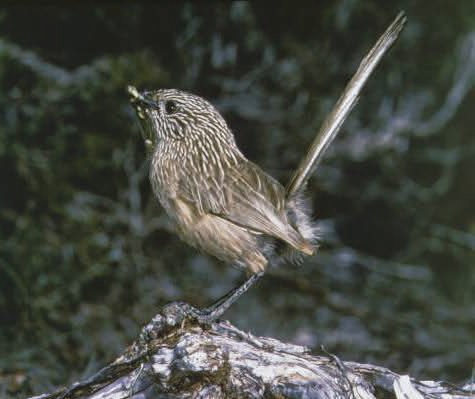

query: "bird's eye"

left=165, top=100, right=178, bottom=115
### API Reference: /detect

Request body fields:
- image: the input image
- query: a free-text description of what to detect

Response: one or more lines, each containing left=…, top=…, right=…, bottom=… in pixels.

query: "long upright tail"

left=286, top=12, right=407, bottom=198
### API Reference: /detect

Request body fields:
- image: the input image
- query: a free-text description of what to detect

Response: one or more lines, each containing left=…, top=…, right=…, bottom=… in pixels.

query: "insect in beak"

left=128, top=85, right=156, bottom=151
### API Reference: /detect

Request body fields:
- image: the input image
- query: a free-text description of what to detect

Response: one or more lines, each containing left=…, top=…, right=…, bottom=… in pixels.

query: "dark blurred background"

left=1, top=2, right=474, bottom=397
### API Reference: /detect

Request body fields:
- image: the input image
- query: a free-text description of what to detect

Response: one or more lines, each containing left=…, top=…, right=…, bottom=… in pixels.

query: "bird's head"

left=128, top=86, right=237, bottom=156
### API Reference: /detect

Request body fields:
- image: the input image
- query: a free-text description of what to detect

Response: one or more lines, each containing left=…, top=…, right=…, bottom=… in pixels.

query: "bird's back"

left=170, top=156, right=315, bottom=272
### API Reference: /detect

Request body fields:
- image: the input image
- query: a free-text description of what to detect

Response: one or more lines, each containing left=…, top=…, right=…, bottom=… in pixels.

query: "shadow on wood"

left=30, top=301, right=474, bottom=399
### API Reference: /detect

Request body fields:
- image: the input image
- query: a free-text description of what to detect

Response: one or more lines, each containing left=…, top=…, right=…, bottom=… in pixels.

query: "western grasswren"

left=128, top=12, right=406, bottom=321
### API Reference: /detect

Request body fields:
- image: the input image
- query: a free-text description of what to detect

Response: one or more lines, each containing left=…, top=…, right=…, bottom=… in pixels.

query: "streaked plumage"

left=127, top=12, right=405, bottom=321
left=131, top=89, right=316, bottom=273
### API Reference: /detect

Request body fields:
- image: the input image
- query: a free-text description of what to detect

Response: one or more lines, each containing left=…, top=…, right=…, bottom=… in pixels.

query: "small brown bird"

left=128, top=13, right=406, bottom=322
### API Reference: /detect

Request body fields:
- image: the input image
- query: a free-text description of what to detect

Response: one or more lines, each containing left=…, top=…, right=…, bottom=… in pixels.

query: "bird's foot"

left=162, top=272, right=265, bottom=325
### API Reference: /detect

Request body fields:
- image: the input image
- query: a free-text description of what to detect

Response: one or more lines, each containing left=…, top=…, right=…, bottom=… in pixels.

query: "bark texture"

left=30, top=302, right=475, bottom=399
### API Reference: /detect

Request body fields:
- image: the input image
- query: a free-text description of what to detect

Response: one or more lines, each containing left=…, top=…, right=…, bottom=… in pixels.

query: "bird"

left=127, top=12, right=406, bottom=322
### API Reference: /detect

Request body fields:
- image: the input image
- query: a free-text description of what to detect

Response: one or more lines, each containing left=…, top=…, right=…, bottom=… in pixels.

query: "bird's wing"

left=178, top=160, right=313, bottom=254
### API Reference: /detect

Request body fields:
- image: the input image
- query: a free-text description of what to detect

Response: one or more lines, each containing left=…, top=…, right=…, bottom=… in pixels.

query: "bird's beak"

left=127, top=85, right=141, bottom=100
left=127, top=85, right=155, bottom=109
left=127, top=85, right=155, bottom=152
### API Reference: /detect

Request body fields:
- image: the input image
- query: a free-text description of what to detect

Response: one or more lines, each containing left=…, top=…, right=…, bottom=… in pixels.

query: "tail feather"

left=286, top=11, right=406, bottom=198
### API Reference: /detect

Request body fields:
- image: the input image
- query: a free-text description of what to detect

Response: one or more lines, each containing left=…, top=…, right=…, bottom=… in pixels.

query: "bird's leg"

left=187, top=272, right=264, bottom=323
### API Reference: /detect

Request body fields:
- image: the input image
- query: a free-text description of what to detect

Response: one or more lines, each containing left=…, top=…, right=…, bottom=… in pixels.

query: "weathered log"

left=30, top=302, right=474, bottom=399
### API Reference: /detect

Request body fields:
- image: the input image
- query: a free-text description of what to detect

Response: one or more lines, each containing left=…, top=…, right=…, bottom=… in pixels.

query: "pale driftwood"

left=30, top=301, right=474, bottom=399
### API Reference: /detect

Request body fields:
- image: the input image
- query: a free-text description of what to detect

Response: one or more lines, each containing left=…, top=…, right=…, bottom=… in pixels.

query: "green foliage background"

left=0, top=3, right=474, bottom=397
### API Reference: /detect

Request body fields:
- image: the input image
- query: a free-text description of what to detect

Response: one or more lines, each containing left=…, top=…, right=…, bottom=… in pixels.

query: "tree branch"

left=29, top=301, right=474, bottom=399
